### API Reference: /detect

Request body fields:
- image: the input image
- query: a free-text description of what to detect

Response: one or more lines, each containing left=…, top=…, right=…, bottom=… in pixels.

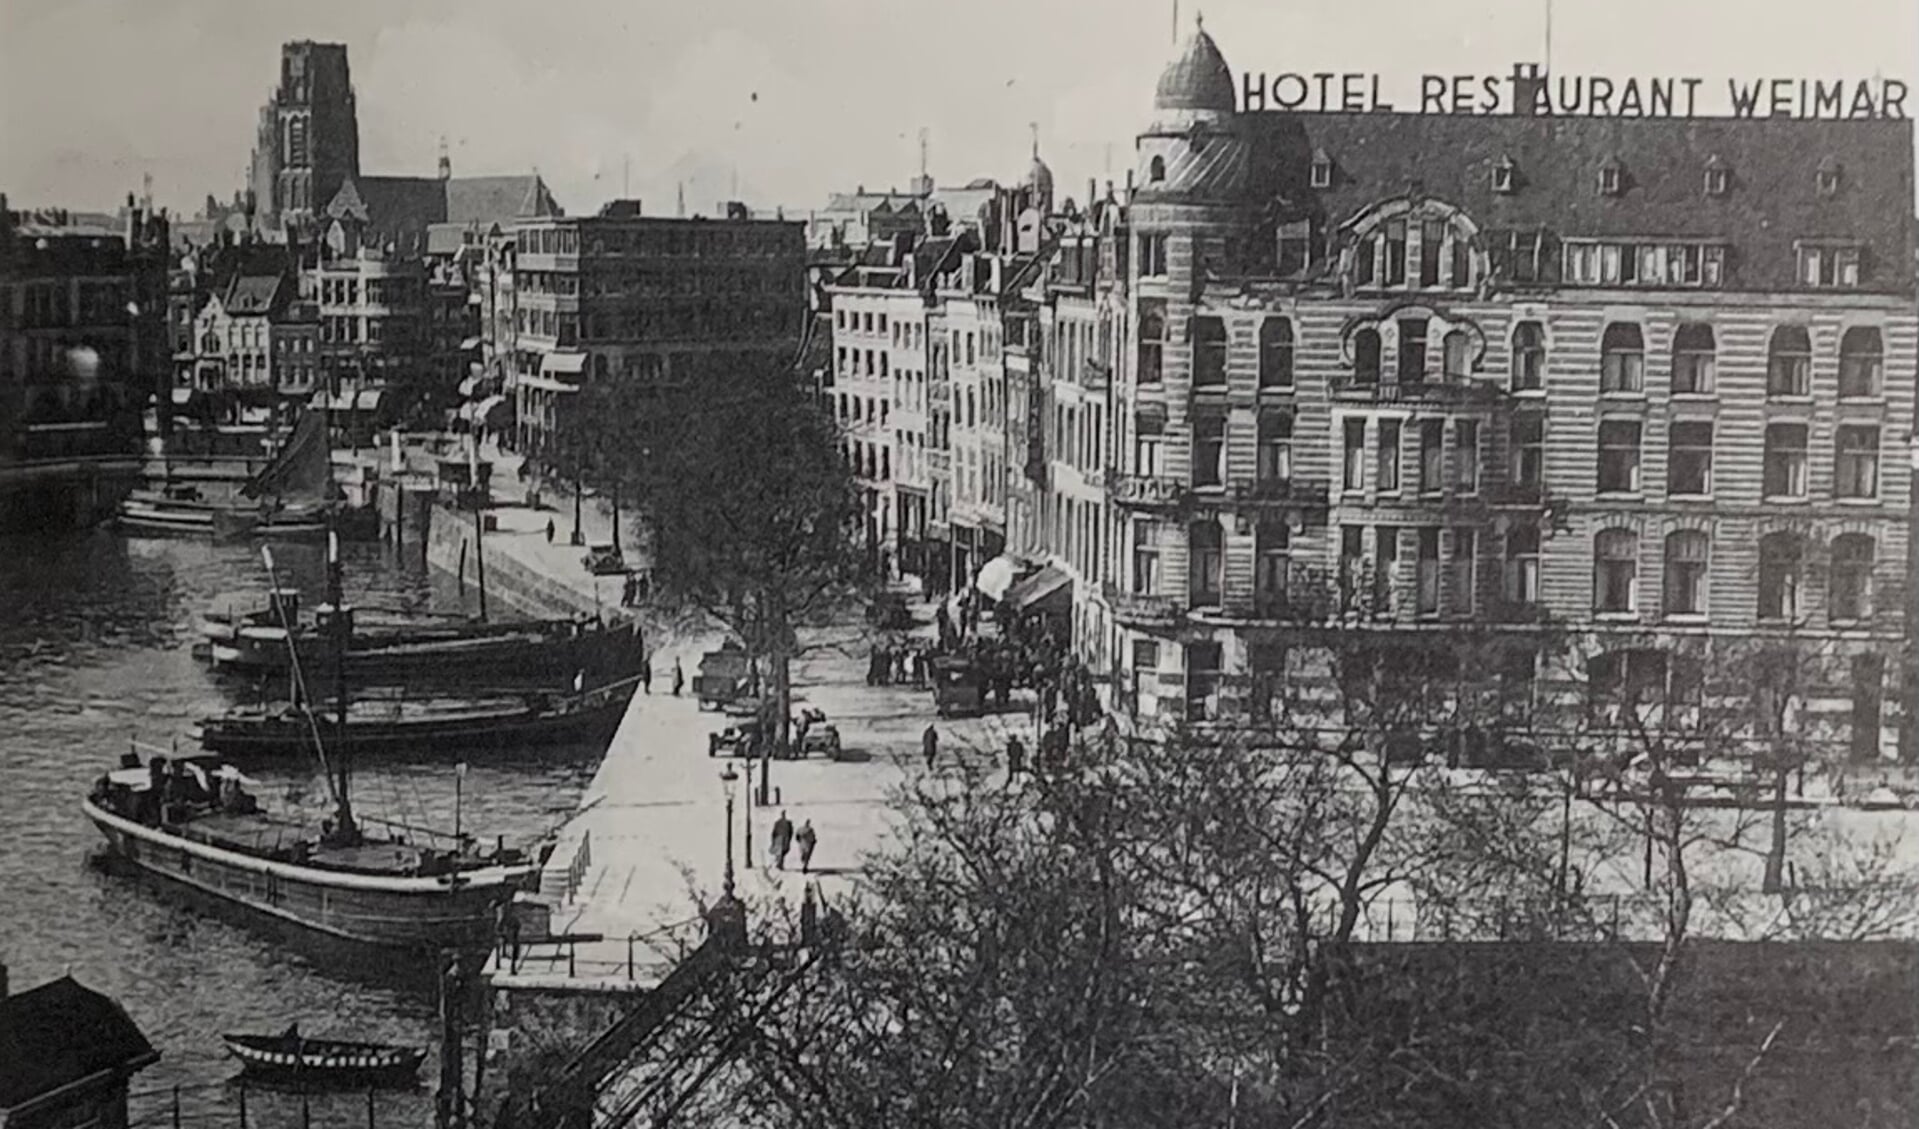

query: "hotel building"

left=1080, top=26, right=1916, bottom=759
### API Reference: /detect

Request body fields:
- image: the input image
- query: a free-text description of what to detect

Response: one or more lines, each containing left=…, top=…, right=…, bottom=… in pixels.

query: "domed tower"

left=1136, top=17, right=1248, bottom=205
left=1026, top=132, right=1055, bottom=216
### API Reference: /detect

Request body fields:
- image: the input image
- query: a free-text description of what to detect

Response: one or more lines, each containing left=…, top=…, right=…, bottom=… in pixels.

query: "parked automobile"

left=582, top=544, right=626, bottom=576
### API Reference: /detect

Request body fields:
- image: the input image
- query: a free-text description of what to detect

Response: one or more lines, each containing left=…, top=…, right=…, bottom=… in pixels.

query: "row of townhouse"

left=824, top=26, right=1919, bottom=764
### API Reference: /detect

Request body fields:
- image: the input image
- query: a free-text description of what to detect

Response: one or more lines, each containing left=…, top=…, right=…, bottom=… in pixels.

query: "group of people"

left=620, top=572, right=651, bottom=608
left=867, top=641, right=935, bottom=688
left=769, top=810, right=820, bottom=873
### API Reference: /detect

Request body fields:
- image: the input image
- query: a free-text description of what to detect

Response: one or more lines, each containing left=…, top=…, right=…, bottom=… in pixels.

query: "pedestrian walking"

left=640, top=655, right=653, bottom=694
left=544, top=518, right=555, bottom=544
left=922, top=724, right=939, bottom=772
left=1006, top=735, right=1025, bottom=784
left=672, top=659, right=684, bottom=697
left=771, top=810, right=794, bottom=871
left=795, top=819, right=818, bottom=873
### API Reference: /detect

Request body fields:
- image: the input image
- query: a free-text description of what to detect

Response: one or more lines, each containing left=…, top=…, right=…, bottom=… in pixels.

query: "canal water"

left=0, top=529, right=602, bottom=1129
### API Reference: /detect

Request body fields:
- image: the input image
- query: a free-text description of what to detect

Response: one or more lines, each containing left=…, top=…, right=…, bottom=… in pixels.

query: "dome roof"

left=1155, top=23, right=1236, bottom=114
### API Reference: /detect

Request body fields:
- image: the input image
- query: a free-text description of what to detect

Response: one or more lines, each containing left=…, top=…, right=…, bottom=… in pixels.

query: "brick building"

left=1083, top=24, right=1915, bottom=758
left=247, top=41, right=360, bottom=226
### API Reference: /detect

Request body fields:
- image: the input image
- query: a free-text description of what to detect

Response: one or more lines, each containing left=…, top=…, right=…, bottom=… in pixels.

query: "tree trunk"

left=1762, top=761, right=1789, bottom=894
left=765, top=588, right=793, bottom=806
left=610, top=483, right=621, bottom=555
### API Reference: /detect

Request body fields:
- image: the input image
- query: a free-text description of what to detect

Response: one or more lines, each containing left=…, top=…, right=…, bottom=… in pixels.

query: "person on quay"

left=796, top=819, right=818, bottom=873
left=672, top=658, right=685, bottom=696
left=640, top=653, right=653, bottom=694
left=922, top=724, right=939, bottom=772
left=545, top=518, right=555, bottom=544
left=771, top=810, right=795, bottom=871
left=1005, top=734, right=1025, bottom=785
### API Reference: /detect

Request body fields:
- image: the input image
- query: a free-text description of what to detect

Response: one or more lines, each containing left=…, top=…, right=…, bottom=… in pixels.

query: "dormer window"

left=1492, top=156, right=1516, bottom=194
left=1704, top=157, right=1729, bottom=197
left=1816, top=158, right=1842, bottom=196
left=1309, top=150, right=1333, bottom=189
left=1148, top=155, right=1167, bottom=184
left=1598, top=160, right=1623, bottom=197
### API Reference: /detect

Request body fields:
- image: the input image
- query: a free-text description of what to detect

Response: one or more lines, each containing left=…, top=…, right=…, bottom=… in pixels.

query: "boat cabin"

left=92, top=753, right=261, bottom=827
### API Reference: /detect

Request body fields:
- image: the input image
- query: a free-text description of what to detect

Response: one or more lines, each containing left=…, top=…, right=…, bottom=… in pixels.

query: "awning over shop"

left=1004, top=565, right=1072, bottom=615
left=517, top=374, right=578, bottom=394
left=974, top=554, right=1022, bottom=602
left=541, top=351, right=587, bottom=376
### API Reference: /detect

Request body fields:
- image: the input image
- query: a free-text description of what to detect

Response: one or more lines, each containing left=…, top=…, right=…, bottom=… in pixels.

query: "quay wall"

left=424, top=502, right=600, bottom=621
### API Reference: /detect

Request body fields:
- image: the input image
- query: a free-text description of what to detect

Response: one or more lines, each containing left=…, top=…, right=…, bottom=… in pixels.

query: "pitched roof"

left=1237, top=113, right=1916, bottom=291
left=0, top=977, right=157, bottom=1110
left=224, top=273, right=287, bottom=317
left=445, top=175, right=560, bottom=225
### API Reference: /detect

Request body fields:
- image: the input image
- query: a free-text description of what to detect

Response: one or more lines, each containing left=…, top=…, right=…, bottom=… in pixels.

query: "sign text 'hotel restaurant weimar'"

left=1241, top=63, right=1910, bottom=118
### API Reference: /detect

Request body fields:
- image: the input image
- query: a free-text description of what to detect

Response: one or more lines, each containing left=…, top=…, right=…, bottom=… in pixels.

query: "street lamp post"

left=719, top=764, right=739, bottom=899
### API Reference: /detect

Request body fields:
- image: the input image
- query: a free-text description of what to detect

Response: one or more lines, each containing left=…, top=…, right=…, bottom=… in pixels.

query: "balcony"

left=1230, top=477, right=1332, bottom=511
left=1109, top=472, right=1188, bottom=510
left=1103, top=583, right=1185, bottom=629
left=1330, top=378, right=1504, bottom=406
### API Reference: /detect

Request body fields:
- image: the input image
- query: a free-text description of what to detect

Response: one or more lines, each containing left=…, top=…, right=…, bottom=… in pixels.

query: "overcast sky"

left=2, top=0, right=1914, bottom=218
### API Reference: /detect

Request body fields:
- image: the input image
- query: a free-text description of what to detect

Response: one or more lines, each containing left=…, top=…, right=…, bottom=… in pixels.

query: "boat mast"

left=325, top=527, right=356, bottom=841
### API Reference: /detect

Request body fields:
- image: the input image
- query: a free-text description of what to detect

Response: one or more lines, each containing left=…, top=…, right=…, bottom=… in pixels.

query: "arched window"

left=1353, top=328, right=1381, bottom=385
left=1767, top=325, right=1813, bottom=398
left=1671, top=323, right=1716, bottom=394
left=1600, top=323, right=1644, bottom=393
left=1830, top=533, right=1875, bottom=622
left=1148, top=155, right=1166, bottom=183
left=1191, top=317, right=1227, bottom=387
left=1663, top=530, right=1709, bottom=617
left=1258, top=318, right=1294, bottom=388
left=1594, top=529, right=1639, bottom=614
left=1839, top=327, right=1884, bottom=398
left=1442, top=330, right=1471, bottom=379
left=1511, top=321, right=1545, bottom=390
left=1758, top=532, right=1803, bottom=621
left=1188, top=520, right=1224, bottom=608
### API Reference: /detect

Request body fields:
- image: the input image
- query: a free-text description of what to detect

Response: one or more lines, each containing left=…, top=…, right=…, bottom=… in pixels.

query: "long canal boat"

left=84, top=535, right=537, bottom=950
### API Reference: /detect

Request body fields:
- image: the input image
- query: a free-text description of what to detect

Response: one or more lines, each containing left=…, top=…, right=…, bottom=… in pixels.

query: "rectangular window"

left=1763, top=423, right=1809, bottom=499
left=1189, top=529, right=1223, bottom=607
left=1191, top=317, right=1227, bottom=388
left=1376, top=419, right=1401, bottom=493
left=1185, top=643, right=1223, bottom=722
left=1255, top=524, right=1289, bottom=610
left=1419, top=220, right=1445, bottom=287
left=1664, top=533, right=1709, bottom=617
left=1418, top=420, right=1444, bottom=494
left=1836, top=426, right=1880, bottom=499
left=1250, top=642, right=1287, bottom=722
left=1383, top=220, right=1407, bottom=286
left=1192, top=415, right=1226, bottom=488
left=1132, top=521, right=1161, bottom=593
left=1799, top=244, right=1862, bottom=288
left=1667, top=420, right=1713, bottom=497
left=1139, top=234, right=1168, bottom=279
left=1340, top=524, right=1366, bottom=606
left=1507, top=526, right=1541, bottom=605
left=1513, top=414, right=1545, bottom=490
left=1456, top=420, right=1480, bottom=493
left=1133, top=412, right=1163, bottom=476
left=1417, top=527, right=1441, bottom=615
left=1343, top=418, right=1366, bottom=492
left=1597, top=419, right=1642, bottom=495
left=1397, top=318, right=1428, bottom=382
left=1257, top=414, right=1292, bottom=482
left=1453, top=528, right=1478, bottom=616
left=1137, top=299, right=1167, bottom=384
left=1374, top=525, right=1399, bottom=610
left=1130, top=639, right=1159, bottom=714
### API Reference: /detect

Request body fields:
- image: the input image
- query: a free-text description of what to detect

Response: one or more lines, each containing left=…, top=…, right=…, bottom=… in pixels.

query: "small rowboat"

left=223, top=1027, right=426, bottom=1085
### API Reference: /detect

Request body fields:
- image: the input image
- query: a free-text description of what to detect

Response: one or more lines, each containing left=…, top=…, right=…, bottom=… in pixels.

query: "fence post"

left=627, top=934, right=635, bottom=980
left=301, top=1089, right=312, bottom=1129
left=568, top=938, right=576, bottom=977
left=367, top=1085, right=376, bottom=1129
left=238, top=1080, right=248, bottom=1129
left=172, top=1085, right=181, bottom=1129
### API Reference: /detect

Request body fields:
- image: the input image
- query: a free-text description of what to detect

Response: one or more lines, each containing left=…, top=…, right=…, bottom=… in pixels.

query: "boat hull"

left=83, top=799, right=531, bottom=951
left=198, top=682, right=638, bottom=759
left=117, top=499, right=330, bottom=540
left=223, top=1036, right=426, bottom=1086
left=211, top=621, right=647, bottom=687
